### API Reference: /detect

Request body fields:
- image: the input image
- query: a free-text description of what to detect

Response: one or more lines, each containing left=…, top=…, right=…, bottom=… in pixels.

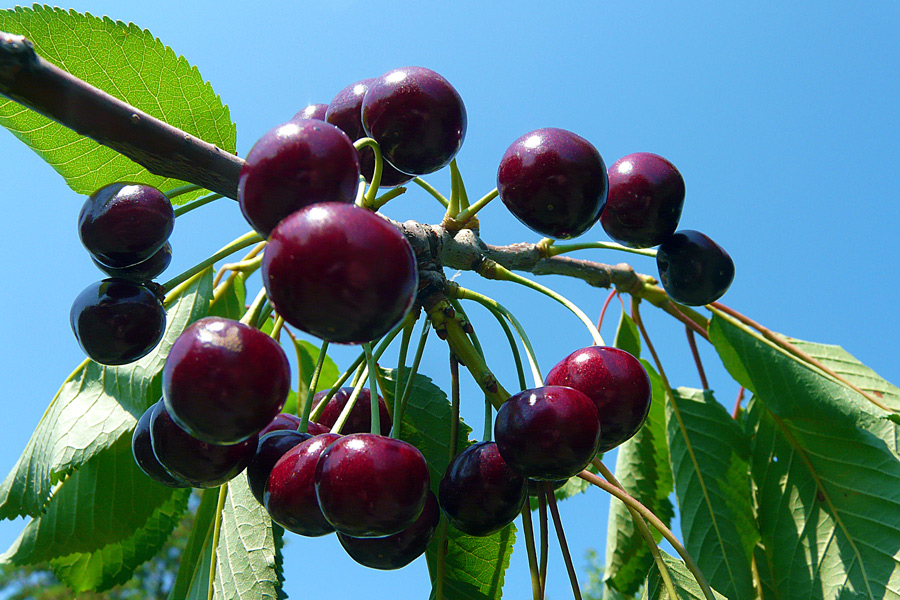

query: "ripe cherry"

left=247, top=429, right=313, bottom=505
left=545, top=346, right=651, bottom=452
left=656, top=230, right=735, bottom=306
left=311, top=388, right=392, bottom=434
left=497, top=128, right=608, bottom=239
left=92, top=242, right=172, bottom=282
left=361, top=66, right=467, bottom=175
left=292, top=103, right=328, bottom=121
left=132, top=401, right=189, bottom=488
left=163, top=317, right=291, bottom=445
left=601, top=152, right=685, bottom=248
left=262, top=203, right=418, bottom=344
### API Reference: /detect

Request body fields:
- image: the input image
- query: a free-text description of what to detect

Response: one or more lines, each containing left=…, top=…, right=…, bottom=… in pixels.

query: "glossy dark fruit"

left=262, top=203, right=418, bottom=344
left=494, top=386, right=601, bottom=481
left=497, top=128, right=608, bottom=239
left=656, top=230, right=735, bottom=306
left=247, top=430, right=313, bottom=505
left=438, top=441, right=527, bottom=536
left=163, top=317, right=291, bottom=445
left=238, top=120, right=360, bottom=237
left=149, top=402, right=256, bottom=488
left=338, top=490, right=439, bottom=570
left=92, top=241, right=172, bottom=282
left=325, top=78, right=414, bottom=187
left=311, top=388, right=392, bottom=434
left=132, top=400, right=189, bottom=488
left=601, top=152, right=685, bottom=248
left=79, top=182, right=174, bottom=268
left=259, top=413, right=330, bottom=437
left=265, top=433, right=342, bottom=536
left=70, top=278, right=166, bottom=365
left=545, top=346, right=651, bottom=452
left=292, top=103, right=328, bottom=121
left=315, top=433, right=429, bottom=537
left=361, top=66, right=466, bottom=175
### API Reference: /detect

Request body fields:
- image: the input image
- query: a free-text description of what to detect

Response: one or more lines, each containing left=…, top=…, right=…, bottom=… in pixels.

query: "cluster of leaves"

left=1, top=6, right=899, bottom=600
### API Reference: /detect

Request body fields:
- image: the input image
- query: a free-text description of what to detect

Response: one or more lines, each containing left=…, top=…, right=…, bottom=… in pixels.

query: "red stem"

left=685, top=327, right=710, bottom=389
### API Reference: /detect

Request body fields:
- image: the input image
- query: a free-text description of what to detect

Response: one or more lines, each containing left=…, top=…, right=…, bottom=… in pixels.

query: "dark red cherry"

left=601, top=153, right=685, bottom=248
left=163, top=317, right=291, bottom=445
left=497, top=128, right=608, bottom=239
left=247, top=430, right=313, bottom=505
left=315, top=433, right=430, bottom=537
left=259, top=413, right=330, bottom=437
left=265, top=433, right=342, bottom=536
left=78, top=182, right=174, bottom=268
left=545, top=346, right=651, bottom=453
left=92, top=241, right=172, bottom=282
left=132, top=401, right=189, bottom=488
left=338, top=490, right=439, bottom=570
left=149, top=402, right=256, bottom=488
left=657, top=230, right=735, bottom=306
left=494, top=386, right=601, bottom=480
left=238, top=120, right=360, bottom=237
left=326, top=79, right=414, bottom=188
left=262, top=203, right=418, bottom=344
left=311, top=388, right=392, bottom=434
left=70, top=278, right=166, bottom=365
left=438, top=441, right=527, bottom=537
left=361, top=66, right=466, bottom=175
left=292, top=103, right=328, bottom=121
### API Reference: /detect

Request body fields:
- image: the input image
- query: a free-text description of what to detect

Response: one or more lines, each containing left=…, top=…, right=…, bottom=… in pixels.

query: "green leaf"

left=208, top=273, right=247, bottom=320
left=614, top=308, right=642, bottom=357
left=0, top=270, right=212, bottom=519
left=666, top=387, right=756, bottom=600
left=711, top=314, right=900, bottom=599
left=294, top=339, right=340, bottom=399
left=168, top=488, right=219, bottom=600
left=604, top=358, right=674, bottom=596
left=0, top=6, right=236, bottom=200
left=640, top=550, right=728, bottom=600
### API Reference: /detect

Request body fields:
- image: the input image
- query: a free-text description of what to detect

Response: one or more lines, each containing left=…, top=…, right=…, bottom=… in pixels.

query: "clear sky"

left=0, top=2, right=898, bottom=599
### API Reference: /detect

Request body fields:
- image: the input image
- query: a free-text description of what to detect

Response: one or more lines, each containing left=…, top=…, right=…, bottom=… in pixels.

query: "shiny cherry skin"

left=657, top=230, right=735, bottom=306
left=259, top=413, right=330, bottom=437
left=163, top=317, right=291, bottom=445
left=494, top=386, right=601, bottom=481
left=311, top=388, right=392, bottom=434
left=70, top=278, right=166, bottom=365
left=601, top=152, right=685, bottom=248
left=78, top=182, right=174, bottom=268
left=149, top=402, right=256, bottom=488
left=315, top=433, right=430, bottom=537
left=247, top=430, right=313, bottom=505
left=361, top=66, right=467, bottom=176
left=326, top=78, right=414, bottom=187
left=92, top=242, right=172, bottom=282
left=291, top=103, right=328, bottom=121
left=262, top=203, right=418, bottom=344
left=497, top=128, right=608, bottom=239
left=265, top=433, right=342, bottom=536
left=545, top=346, right=651, bottom=452
left=338, top=490, right=439, bottom=570
left=132, top=400, right=189, bottom=488
left=438, top=441, right=527, bottom=537
left=238, top=120, right=360, bottom=237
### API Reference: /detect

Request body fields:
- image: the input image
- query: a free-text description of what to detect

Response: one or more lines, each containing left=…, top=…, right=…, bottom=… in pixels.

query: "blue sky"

left=0, top=2, right=898, bottom=598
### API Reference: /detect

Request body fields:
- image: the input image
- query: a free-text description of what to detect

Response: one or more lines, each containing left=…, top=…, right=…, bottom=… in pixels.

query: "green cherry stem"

left=270, top=316, right=284, bottom=340
left=538, top=493, right=548, bottom=594
left=413, top=176, right=450, bottom=208
left=434, top=516, right=450, bottom=600
left=446, top=159, right=462, bottom=218
left=353, top=137, right=383, bottom=206
left=520, top=505, right=543, bottom=600
left=547, top=240, right=658, bottom=259
left=164, top=183, right=202, bottom=199
left=545, top=484, right=582, bottom=600
left=395, top=316, right=432, bottom=433
left=298, top=339, right=330, bottom=433
left=371, top=186, right=407, bottom=211
left=449, top=355, right=461, bottom=458
left=364, top=343, right=380, bottom=435
left=173, top=192, right=224, bottom=218
left=451, top=188, right=498, bottom=227
left=161, top=230, right=263, bottom=293
left=331, top=365, right=369, bottom=435
left=239, top=287, right=269, bottom=327
left=207, top=483, right=229, bottom=600
left=391, top=320, right=415, bottom=439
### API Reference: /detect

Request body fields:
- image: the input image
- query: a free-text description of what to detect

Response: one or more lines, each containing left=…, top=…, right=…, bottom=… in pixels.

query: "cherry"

left=338, top=490, right=439, bottom=570
left=438, top=441, right=527, bottom=536
left=78, top=182, right=174, bottom=268
left=292, top=103, right=328, bottom=121
left=497, top=128, right=608, bottom=239
left=259, top=413, right=330, bottom=437
left=310, top=388, right=392, bottom=434
left=601, top=152, right=685, bottom=248
left=315, top=433, right=430, bottom=537
left=238, top=120, right=360, bottom=237
left=325, top=78, right=414, bottom=187
left=70, top=278, right=166, bottom=365
left=656, top=230, right=735, bottom=306
left=132, top=400, right=189, bottom=488
left=494, top=386, right=601, bottom=481
left=163, top=316, right=291, bottom=445
left=265, top=433, right=343, bottom=536
left=545, top=346, right=651, bottom=452
left=361, top=66, right=467, bottom=175
left=262, top=203, right=418, bottom=344
left=149, top=402, right=256, bottom=488
left=92, top=241, right=172, bottom=282
left=247, top=429, right=313, bottom=505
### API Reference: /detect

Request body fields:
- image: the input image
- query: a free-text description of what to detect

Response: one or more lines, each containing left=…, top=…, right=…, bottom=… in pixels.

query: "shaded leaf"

left=168, top=488, right=219, bottom=600
left=207, top=273, right=246, bottom=320
left=641, top=550, right=728, bottom=600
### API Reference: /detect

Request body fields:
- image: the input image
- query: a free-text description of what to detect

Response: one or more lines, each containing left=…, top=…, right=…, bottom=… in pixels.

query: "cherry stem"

left=463, top=291, right=527, bottom=393
left=298, top=340, right=330, bottom=433
left=434, top=517, right=450, bottom=600
left=520, top=506, right=543, bottom=600
left=392, top=320, right=415, bottom=439
left=452, top=188, right=498, bottom=228
left=353, top=137, right=383, bottom=207
left=395, top=317, right=432, bottom=433
left=446, top=160, right=462, bottom=217
left=732, top=386, right=745, bottom=420
left=449, top=355, right=461, bottom=459
left=207, top=483, right=229, bottom=600
left=161, top=230, right=263, bottom=294
left=212, top=241, right=265, bottom=290
left=164, top=183, right=202, bottom=199
left=538, top=491, right=549, bottom=594
left=548, top=241, right=657, bottom=259
left=239, top=287, right=268, bottom=327
left=173, top=192, right=224, bottom=218
left=331, top=365, right=369, bottom=434
left=270, top=316, right=284, bottom=340
left=371, top=186, right=407, bottom=211
left=685, top=327, right=710, bottom=389
left=544, top=484, right=583, bottom=600
left=412, top=177, right=450, bottom=208
left=449, top=298, right=485, bottom=358
left=597, top=289, right=618, bottom=332
left=363, top=343, right=381, bottom=435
